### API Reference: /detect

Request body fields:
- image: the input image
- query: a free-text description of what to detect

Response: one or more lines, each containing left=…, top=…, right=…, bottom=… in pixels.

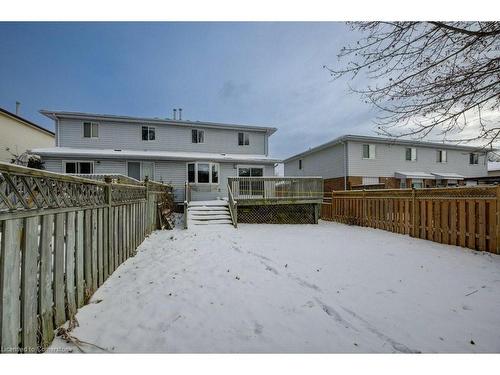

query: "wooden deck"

left=227, top=177, right=324, bottom=206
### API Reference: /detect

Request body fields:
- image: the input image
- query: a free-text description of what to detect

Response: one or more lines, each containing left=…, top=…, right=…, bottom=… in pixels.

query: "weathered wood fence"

left=321, top=186, right=499, bottom=254
left=0, top=162, right=171, bottom=353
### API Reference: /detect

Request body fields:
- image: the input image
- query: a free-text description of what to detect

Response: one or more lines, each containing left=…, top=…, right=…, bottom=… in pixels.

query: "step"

left=188, top=206, right=229, bottom=211
left=189, top=200, right=229, bottom=207
left=190, top=214, right=232, bottom=221
left=190, top=219, right=234, bottom=225
left=188, top=209, right=230, bottom=215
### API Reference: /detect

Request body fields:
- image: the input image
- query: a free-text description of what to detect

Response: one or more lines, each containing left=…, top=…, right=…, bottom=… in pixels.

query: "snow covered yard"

left=49, top=221, right=500, bottom=353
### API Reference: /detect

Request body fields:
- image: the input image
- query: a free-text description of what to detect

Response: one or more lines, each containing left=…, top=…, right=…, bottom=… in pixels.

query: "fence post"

left=411, top=188, right=416, bottom=237
left=362, top=189, right=367, bottom=227
left=104, top=177, right=113, bottom=275
left=144, top=177, right=150, bottom=234
left=496, top=186, right=500, bottom=254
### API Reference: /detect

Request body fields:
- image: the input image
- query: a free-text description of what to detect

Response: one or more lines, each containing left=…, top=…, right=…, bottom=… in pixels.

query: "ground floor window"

left=187, top=162, right=220, bottom=184
left=127, top=161, right=155, bottom=181
left=64, top=161, right=94, bottom=174
left=412, top=179, right=423, bottom=189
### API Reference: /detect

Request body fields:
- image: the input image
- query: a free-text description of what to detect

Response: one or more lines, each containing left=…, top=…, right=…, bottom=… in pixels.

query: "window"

left=437, top=150, right=447, bottom=163
left=142, top=126, right=155, bottom=141
left=64, top=161, right=94, bottom=174
left=197, top=163, right=210, bottom=183
left=83, top=122, right=98, bottom=138
left=127, top=162, right=141, bottom=180
left=186, top=162, right=220, bottom=184
left=412, top=179, right=423, bottom=189
left=400, top=180, right=407, bottom=188
left=299, top=159, right=302, bottom=170
left=191, top=129, right=205, bottom=144
left=362, top=144, right=376, bottom=159
left=238, top=132, right=250, bottom=146
left=187, top=163, right=195, bottom=183
left=469, top=153, right=479, bottom=165
left=211, top=164, right=219, bottom=183
left=405, top=147, right=417, bottom=161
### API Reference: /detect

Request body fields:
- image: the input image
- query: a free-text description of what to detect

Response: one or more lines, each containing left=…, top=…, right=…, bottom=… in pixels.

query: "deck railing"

left=0, top=161, right=172, bottom=353
left=227, top=183, right=238, bottom=228
left=228, top=177, right=323, bottom=202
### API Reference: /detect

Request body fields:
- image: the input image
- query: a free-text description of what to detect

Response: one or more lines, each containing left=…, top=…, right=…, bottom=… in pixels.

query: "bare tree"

left=326, top=22, right=500, bottom=147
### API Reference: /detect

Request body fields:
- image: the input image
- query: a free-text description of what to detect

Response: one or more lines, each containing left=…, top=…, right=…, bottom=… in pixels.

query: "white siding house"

left=284, top=135, right=488, bottom=190
left=32, top=110, right=279, bottom=203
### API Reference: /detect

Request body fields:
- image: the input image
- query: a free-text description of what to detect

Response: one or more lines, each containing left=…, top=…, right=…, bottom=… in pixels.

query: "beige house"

left=0, top=106, right=54, bottom=163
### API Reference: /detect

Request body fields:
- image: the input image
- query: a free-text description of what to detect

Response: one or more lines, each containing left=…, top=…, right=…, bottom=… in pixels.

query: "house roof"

left=0, top=107, right=55, bottom=136
left=283, top=134, right=490, bottom=162
left=39, top=110, right=278, bottom=136
left=394, top=171, right=436, bottom=179
left=430, top=172, right=465, bottom=180
left=30, top=147, right=281, bottom=164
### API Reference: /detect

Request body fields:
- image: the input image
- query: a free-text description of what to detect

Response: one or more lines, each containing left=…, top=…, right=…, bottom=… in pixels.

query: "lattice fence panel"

left=237, top=204, right=316, bottom=224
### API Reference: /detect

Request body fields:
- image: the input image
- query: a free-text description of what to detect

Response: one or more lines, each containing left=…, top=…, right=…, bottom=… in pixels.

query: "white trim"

left=63, top=160, right=95, bottom=174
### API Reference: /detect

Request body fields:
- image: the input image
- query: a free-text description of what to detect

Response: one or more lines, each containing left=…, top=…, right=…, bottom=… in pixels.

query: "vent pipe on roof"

left=15, top=101, right=20, bottom=115
left=173, top=108, right=177, bottom=120
left=178, top=108, right=182, bottom=120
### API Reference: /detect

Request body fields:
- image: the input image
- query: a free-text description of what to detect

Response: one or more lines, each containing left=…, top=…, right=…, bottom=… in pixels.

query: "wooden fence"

left=0, top=162, right=171, bottom=353
left=321, top=186, right=499, bottom=254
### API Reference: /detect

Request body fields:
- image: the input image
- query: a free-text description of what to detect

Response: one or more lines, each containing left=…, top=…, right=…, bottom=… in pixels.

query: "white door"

left=141, top=162, right=154, bottom=181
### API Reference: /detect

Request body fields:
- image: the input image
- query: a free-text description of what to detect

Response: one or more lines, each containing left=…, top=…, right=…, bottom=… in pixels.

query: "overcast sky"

left=0, top=22, right=379, bottom=159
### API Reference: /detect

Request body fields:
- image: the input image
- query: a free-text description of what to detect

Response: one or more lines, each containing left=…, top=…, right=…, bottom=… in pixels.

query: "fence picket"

left=75, top=211, right=85, bottom=307
left=65, top=212, right=77, bottom=319
left=0, top=219, right=21, bottom=352
left=39, top=214, right=54, bottom=348
left=53, top=213, right=66, bottom=327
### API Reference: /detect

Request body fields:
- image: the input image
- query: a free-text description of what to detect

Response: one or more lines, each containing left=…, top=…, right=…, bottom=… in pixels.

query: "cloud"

left=218, top=80, right=251, bottom=101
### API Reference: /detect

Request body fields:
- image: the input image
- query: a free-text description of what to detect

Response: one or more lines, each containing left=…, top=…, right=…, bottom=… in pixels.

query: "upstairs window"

left=192, top=129, right=205, bottom=144
left=469, top=153, right=479, bottom=165
left=64, top=161, right=94, bottom=174
left=142, top=126, right=155, bottom=141
left=405, top=147, right=417, bottom=161
left=83, top=122, right=98, bottom=138
left=238, top=132, right=250, bottom=146
left=299, top=159, right=303, bottom=170
left=362, top=144, right=376, bottom=159
left=437, top=150, right=447, bottom=163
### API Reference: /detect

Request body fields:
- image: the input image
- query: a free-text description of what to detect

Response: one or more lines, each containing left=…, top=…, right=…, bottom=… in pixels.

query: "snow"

left=30, top=147, right=281, bottom=164
left=48, top=220, right=500, bottom=353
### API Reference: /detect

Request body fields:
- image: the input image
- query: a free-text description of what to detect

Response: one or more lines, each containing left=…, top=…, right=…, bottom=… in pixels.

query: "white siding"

left=347, top=141, right=488, bottom=178
left=58, top=118, right=267, bottom=155
left=284, top=143, right=345, bottom=179
left=42, top=156, right=274, bottom=203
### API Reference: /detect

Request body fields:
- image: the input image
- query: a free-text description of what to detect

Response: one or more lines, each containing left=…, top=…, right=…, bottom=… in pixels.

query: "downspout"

left=55, top=117, right=59, bottom=146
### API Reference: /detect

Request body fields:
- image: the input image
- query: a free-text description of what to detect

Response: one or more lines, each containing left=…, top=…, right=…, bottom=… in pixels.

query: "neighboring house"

left=488, top=161, right=500, bottom=177
left=32, top=110, right=279, bottom=203
left=0, top=106, right=55, bottom=163
left=284, top=135, right=488, bottom=191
